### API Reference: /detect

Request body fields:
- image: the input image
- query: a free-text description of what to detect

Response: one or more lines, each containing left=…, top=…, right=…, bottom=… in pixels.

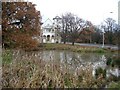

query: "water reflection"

left=12, top=50, right=120, bottom=77
left=40, top=51, right=107, bottom=70
left=107, top=68, right=120, bottom=77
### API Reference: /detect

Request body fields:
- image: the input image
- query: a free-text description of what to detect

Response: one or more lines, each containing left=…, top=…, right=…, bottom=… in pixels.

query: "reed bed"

left=2, top=50, right=108, bottom=88
left=2, top=49, right=119, bottom=88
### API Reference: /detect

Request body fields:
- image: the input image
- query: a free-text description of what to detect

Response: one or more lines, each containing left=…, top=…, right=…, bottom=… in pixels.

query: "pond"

left=12, top=50, right=120, bottom=77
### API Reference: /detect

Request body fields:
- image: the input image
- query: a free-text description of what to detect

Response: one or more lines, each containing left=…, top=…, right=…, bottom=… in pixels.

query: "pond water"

left=12, top=50, right=120, bottom=77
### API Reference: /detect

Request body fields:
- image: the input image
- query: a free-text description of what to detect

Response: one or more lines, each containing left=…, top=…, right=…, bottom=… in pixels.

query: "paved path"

left=66, top=42, right=119, bottom=50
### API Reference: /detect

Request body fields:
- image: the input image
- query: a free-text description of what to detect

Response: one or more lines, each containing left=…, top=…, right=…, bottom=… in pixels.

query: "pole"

left=102, top=30, right=104, bottom=48
left=101, top=25, right=105, bottom=48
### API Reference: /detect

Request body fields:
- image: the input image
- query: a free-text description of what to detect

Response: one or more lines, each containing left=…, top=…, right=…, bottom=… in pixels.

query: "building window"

left=47, top=35, right=50, bottom=41
left=43, top=35, right=46, bottom=37
left=49, top=29, right=51, bottom=32
left=43, top=35, right=46, bottom=39
left=52, top=29, right=54, bottom=32
left=52, top=35, right=54, bottom=38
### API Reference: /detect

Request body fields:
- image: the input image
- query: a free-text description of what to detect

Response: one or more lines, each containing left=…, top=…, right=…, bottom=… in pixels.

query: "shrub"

left=95, top=67, right=106, bottom=79
left=2, top=50, right=13, bottom=64
left=107, top=81, right=120, bottom=88
left=106, top=56, right=120, bottom=67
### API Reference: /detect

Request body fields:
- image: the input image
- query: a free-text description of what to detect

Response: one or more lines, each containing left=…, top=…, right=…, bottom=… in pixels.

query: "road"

left=66, top=42, right=119, bottom=50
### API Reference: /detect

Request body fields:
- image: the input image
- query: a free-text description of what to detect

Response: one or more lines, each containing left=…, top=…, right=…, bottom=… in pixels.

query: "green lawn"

left=39, top=43, right=117, bottom=53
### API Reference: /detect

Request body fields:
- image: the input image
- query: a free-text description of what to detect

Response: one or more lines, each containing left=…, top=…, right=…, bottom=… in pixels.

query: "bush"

left=2, top=50, right=13, bottom=64
left=95, top=67, right=106, bottom=79
left=12, top=34, right=39, bottom=51
left=107, top=81, right=120, bottom=88
left=106, top=56, right=120, bottom=67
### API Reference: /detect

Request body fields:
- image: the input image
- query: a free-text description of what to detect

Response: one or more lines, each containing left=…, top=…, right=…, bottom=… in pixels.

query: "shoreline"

left=2, top=43, right=119, bottom=53
left=37, top=43, right=119, bottom=53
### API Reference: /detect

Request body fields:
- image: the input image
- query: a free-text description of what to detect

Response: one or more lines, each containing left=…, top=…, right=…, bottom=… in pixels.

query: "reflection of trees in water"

left=80, top=53, right=101, bottom=62
left=12, top=50, right=119, bottom=77
left=60, top=51, right=78, bottom=69
left=12, top=50, right=106, bottom=68
left=69, top=52, right=82, bottom=69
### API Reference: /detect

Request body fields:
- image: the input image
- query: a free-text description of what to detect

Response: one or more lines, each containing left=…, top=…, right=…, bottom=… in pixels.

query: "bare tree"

left=60, top=13, right=87, bottom=45
left=60, top=15, right=69, bottom=44
left=68, top=13, right=85, bottom=45
left=104, top=18, right=116, bottom=44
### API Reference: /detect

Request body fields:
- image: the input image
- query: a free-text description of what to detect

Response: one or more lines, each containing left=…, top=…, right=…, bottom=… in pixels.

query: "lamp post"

left=101, top=25, right=105, bottom=48
left=101, top=12, right=114, bottom=48
left=102, top=28, right=105, bottom=48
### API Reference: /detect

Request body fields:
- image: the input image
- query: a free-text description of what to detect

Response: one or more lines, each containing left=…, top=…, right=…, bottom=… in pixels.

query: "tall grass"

left=1, top=51, right=108, bottom=88
left=2, top=49, right=119, bottom=88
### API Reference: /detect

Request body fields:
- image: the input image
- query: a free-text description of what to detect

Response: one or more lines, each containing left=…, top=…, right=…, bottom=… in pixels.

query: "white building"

left=42, top=17, right=62, bottom=43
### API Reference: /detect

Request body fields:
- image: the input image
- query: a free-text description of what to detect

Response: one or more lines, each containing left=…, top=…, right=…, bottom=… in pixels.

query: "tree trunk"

left=63, top=36, right=66, bottom=44
left=72, top=42, right=74, bottom=45
left=90, top=35, right=92, bottom=43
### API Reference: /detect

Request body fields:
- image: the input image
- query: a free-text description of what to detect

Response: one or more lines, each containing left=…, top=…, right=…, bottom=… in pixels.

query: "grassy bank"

left=38, top=43, right=117, bottom=53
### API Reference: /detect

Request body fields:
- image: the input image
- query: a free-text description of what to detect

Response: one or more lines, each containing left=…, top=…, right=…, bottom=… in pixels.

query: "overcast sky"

left=28, top=0, right=119, bottom=25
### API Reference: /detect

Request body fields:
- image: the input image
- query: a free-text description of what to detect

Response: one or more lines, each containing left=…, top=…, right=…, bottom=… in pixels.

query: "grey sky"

left=28, top=0, right=119, bottom=25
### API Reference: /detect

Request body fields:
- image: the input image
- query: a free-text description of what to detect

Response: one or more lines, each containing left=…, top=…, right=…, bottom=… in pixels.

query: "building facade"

left=41, top=17, right=61, bottom=43
left=118, top=1, right=120, bottom=24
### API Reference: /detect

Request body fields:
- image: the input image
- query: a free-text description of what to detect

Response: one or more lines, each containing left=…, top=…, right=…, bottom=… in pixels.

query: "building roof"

left=42, top=18, right=53, bottom=27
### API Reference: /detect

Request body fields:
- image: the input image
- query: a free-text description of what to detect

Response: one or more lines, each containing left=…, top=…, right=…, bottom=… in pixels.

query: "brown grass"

left=2, top=51, right=107, bottom=88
